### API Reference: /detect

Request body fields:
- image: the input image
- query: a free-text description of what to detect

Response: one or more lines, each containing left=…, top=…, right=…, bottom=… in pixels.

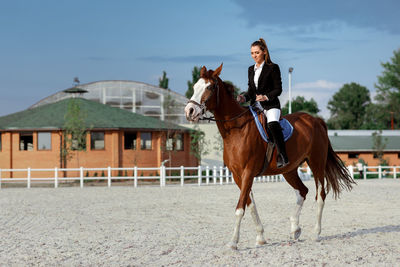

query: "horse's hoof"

left=290, top=228, right=301, bottom=240
left=256, top=236, right=267, bottom=246
left=227, top=242, right=238, bottom=250
left=313, top=234, right=321, bottom=242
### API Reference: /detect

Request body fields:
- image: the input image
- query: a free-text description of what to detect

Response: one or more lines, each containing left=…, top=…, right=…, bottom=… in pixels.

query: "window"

left=124, top=132, right=137, bottom=150
left=166, top=134, right=174, bottom=151
left=348, top=153, right=359, bottom=159
left=140, top=132, right=152, bottom=150
left=175, top=134, right=184, bottom=151
left=91, top=132, right=105, bottom=150
left=20, top=132, right=33, bottom=151
left=166, top=133, right=184, bottom=151
left=398, top=153, right=400, bottom=159
left=71, top=133, right=87, bottom=150
left=38, top=132, right=51, bottom=150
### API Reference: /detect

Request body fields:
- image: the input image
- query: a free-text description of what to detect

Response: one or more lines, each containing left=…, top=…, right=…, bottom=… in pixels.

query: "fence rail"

left=0, top=165, right=397, bottom=189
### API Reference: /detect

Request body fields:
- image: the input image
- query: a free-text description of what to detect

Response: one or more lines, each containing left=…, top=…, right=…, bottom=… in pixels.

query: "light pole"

left=288, top=67, right=294, bottom=114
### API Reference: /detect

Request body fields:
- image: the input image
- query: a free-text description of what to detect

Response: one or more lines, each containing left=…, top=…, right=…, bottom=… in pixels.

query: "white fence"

left=0, top=165, right=397, bottom=189
left=347, top=165, right=400, bottom=180
left=0, top=166, right=286, bottom=189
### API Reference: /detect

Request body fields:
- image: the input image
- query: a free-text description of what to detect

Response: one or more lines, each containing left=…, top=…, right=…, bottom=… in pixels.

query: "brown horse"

left=184, top=64, right=355, bottom=249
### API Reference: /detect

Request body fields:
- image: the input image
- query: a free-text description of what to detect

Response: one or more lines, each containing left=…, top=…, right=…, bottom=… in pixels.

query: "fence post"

left=378, top=165, right=382, bottom=179
left=219, top=166, right=223, bottom=185
left=198, top=165, right=202, bottom=186
left=107, top=167, right=111, bottom=188
left=27, top=167, right=31, bottom=188
left=394, top=167, right=397, bottom=179
left=206, top=166, right=209, bottom=185
left=363, top=166, right=367, bottom=180
left=134, top=166, right=138, bottom=188
left=180, top=166, right=184, bottom=186
left=213, top=166, right=217, bottom=184
left=160, top=166, right=164, bottom=187
left=54, top=167, right=58, bottom=188
left=80, top=167, right=84, bottom=188
left=225, top=167, right=229, bottom=184
left=348, top=165, right=354, bottom=179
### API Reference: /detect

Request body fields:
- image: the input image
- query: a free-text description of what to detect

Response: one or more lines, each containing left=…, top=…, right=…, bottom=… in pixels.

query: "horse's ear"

left=200, top=66, right=207, bottom=78
left=212, top=63, right=223, bottom=77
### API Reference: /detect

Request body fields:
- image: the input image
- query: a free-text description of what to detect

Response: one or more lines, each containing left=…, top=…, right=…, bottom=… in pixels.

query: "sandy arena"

left=0, top=179, right=399, bottom=266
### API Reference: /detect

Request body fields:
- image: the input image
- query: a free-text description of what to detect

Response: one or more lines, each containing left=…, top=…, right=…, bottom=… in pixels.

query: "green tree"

left=281, top=96, right=320, bottom=116
left=374, top=48, right=400, bottom=129
left=61, top=98, right=88, bottom=168
left=327, top=83, right=371, bottom=129
left=372, top=130, right=389, bottom=165
left=159, top=71, right=169, bottom=89
left=189, top=125, right=209, bottom=162
left=186, top=66, right=201, bottom=99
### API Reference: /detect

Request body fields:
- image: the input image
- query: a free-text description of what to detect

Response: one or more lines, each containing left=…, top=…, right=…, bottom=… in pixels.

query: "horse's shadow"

left=318, top=224, right=400, bottom=241
left=246, top=225, right=400, bottom=250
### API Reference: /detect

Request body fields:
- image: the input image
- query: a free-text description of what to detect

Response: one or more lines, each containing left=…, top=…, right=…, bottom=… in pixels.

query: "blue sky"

left=1, top=0, right=399, bottom=118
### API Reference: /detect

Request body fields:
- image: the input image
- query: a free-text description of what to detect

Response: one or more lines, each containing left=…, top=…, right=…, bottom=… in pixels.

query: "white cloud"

left=293, top=80, right=342, bottom=90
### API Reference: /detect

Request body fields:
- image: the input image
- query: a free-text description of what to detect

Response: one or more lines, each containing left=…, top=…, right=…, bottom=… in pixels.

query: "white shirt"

left=253, top=61, right=265, bottom=89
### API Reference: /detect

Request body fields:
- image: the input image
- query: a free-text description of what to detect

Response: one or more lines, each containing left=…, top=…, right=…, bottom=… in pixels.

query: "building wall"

left=337, top=152, right=400, bottom=167
left=0, top=130, right=197, bottom=178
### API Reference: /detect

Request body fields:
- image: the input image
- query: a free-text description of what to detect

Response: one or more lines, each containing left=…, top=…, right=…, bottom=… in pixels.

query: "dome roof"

left=30, top=80, right=189, bottom=124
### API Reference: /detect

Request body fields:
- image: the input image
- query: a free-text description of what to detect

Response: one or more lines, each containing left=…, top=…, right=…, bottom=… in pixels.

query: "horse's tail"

left=319, top=118, right=356, bottom=198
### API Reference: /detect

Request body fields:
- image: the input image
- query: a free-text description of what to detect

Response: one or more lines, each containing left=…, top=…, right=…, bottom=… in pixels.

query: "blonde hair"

left=251, top=38, right=273, bottom=64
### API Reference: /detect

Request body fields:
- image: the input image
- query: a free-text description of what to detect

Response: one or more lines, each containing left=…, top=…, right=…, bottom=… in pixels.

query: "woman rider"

left=237, top=38, right=289, bottom=168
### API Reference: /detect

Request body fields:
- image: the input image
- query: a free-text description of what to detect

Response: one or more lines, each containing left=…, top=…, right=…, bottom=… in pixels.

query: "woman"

left=237, top=38, right=289, bottom=168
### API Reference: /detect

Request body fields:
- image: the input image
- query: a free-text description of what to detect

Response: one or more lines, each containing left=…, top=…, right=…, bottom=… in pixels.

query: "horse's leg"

left=248, top=190, right=266, bottom=246
left=283, top=169, right=309, bottom=240
left=308, top=157, right=327, bottom=241
left=228, top=173, right=254, bottom=250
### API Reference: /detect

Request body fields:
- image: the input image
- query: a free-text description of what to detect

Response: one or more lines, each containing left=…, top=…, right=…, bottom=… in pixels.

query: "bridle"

left=187, top=78, right=250, bottom=123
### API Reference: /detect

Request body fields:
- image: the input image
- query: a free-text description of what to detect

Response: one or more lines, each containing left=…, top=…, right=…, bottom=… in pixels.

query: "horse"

left=184, top=64, right=355, bottom=249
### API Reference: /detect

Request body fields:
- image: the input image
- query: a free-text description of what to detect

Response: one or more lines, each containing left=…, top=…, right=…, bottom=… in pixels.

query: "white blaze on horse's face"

left=184, top=78, right=211, bottom=122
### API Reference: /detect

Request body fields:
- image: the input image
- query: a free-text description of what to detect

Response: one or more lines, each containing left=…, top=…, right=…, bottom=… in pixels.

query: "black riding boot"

left=268, top=121, right=289, bottom=168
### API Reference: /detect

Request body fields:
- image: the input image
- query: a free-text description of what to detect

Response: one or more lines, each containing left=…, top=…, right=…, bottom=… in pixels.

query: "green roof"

left=0, top=98, right=187, bottom=131
left=329, top=136, right=400, bottom=152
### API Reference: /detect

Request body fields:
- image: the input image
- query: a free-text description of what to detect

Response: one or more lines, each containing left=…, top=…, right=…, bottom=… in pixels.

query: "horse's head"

left=184, top=64, right=223, bottom=122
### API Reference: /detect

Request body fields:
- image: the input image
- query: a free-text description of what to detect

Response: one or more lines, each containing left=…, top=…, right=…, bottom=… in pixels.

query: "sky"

left=1, top=0, right=399, bottom=119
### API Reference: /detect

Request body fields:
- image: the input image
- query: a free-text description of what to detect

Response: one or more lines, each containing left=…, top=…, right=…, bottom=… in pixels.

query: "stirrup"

left=277, top=154, right=289, bottom=168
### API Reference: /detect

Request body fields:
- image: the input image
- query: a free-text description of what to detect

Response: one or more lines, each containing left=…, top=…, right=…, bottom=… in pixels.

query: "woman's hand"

left=256, top=94, right=269, bottom=101
left=236, top=95, right=245, bottom=103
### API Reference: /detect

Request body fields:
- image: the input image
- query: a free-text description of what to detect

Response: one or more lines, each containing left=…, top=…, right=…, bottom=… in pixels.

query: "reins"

left=199, top=107, right=251, bottom=122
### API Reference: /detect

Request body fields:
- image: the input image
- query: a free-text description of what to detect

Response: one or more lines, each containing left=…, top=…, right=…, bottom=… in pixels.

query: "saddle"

left=249, top=106, right=294, bottom=176
left=256, top=111, right=275, bottom=176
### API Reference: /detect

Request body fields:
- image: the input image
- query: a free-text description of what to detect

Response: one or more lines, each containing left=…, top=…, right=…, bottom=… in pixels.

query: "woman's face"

left=251, top=45, right=265, bottom=65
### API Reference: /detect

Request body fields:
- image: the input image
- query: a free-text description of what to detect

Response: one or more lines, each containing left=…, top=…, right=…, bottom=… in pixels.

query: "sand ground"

left=0, top=179, right=399, bottom=266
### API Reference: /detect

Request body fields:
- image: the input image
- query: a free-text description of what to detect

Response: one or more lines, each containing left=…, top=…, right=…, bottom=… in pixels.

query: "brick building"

left=0, top=97, right=197, bottom=178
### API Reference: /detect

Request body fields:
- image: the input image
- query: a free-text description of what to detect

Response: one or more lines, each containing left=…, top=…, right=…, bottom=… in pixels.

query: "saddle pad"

left=249, top=106, right=294, bottom=143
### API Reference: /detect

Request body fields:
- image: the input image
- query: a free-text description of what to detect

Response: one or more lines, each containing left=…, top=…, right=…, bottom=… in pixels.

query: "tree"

left=61, top=98, right=88, bottom=169
left=374, top=48, right=400, bottom=129
left=281, top=96, right=320, bottom=116
left=189, top=125, right=209, bottom=162
left=185, top=66, right=201, bottom=99
left=159, top=71, right=169, bottom=89
left=372, top=130, right=389, bottom=165
left=327, top=83, right=371, bottom=129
